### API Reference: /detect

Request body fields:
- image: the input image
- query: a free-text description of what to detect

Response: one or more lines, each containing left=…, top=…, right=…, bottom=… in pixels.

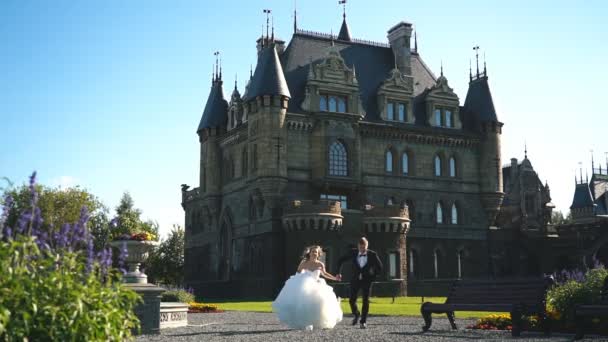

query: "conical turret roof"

left=338, top=17, right=352, bottom=41
left=197, top=78, right=228, bottom=132
left=243, top=44, right=290, bottom=101
left=463, top=76, right=498, bottom=122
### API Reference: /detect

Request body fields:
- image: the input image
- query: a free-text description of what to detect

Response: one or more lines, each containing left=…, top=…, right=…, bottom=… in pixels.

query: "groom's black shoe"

left=360, top=322, right=367, bottom=329
left=351, top=314, right=359, bottom=326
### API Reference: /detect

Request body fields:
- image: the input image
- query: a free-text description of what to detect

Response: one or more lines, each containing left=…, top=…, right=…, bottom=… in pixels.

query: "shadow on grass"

left=168, top=329, right=288, bottom=337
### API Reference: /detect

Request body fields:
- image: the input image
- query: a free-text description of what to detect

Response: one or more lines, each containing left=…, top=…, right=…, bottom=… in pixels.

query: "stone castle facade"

left=180, top=12, right=608, bottom=298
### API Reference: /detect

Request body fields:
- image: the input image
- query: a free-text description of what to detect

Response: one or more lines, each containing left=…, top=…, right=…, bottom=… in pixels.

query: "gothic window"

left=436, top=202, right=444, bottom=224
left=409, top=248, right=420, bottom=278
left=398, top=103, right=406, bottom=122
left=434, top=109, right=442, bottom=126
left=252, top=144, right=258, bottom=170
left=445, top=110, right=453, bottom=127
left=320, top=96, right=328, bottom=111
left=402, top=152, right=409, bottom=175
left=449, top=157, right=456, bottom=177
left=434, top=155, right=442, bottom=176
left=328, top=140, right=348, bottom=176
left=338, top=98, right=346, bottom=113
left=451, top=203, right=459, bottom=225
left=434, top=249, right=441, bottom=278
left=320, top=94, right=347, bottom=113
left=388, top=252, right=398, bottom=278
left=242, top=147, right=248, bottom=176
left=320, top=194, right=347, bottom=209
left=387, top=102, right=394, bottom=120
left=385, top=150, right=393, bottom=173
left=457, top=250, right=465, bottom=278
left=329, top=96, right=337, bottom=112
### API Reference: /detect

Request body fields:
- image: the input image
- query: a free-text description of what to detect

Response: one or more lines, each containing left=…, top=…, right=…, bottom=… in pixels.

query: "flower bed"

left=188, top=302, right=223, bottom=313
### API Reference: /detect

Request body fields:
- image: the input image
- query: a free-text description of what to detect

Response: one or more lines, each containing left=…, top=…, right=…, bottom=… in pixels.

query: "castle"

left=180, top=10, right=608, bottom=298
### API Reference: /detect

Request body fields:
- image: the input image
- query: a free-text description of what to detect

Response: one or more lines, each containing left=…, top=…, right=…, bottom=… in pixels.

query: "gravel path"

left=136, top=311, right=606, bottom=341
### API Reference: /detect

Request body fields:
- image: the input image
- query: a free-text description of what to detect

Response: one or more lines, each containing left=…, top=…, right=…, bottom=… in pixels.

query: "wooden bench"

left=420, top=276, right=554, bottom=337
left=574, top=275, right=608, bottom=340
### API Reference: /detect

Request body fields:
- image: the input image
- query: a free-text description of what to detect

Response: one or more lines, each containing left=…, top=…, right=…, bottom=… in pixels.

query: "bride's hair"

left=302, top=245, right=322, bottom=261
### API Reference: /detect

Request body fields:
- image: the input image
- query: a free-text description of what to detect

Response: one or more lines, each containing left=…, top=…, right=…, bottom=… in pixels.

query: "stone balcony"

left=363, top=204, right=411, bottom=233
left=282, top=200, right=343, bottom=231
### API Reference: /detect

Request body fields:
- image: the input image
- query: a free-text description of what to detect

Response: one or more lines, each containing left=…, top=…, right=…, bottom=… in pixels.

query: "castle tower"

left=243, top=41, right=291, bottom=212
left=463, top=65, right=504, bottom=226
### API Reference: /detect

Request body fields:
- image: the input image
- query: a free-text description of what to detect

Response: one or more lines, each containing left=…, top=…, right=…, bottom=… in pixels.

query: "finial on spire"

left=293, top=0, right=298, bottom=33
left=213, top=51, right=220, bottom=81
left=211, top=64, right=215, bottom=84
left=578, top=161, right=583, bottom=184
left=473, top=45, right=480, bottom=78
left=263, top=9, right=271, bottom=42
left=219, top=55, right=222, bottom=80
left=440, top=60, right=444, bottom=77
left=339, top=0, right=347, bottom=20
left=524, top=141, right=528, bottom=159
left=414, top=31, right=418, bottom=52
left=234, top=74, right=238, bottom=91
left=605, top=151, right=608, bottom=173
left=591, top=149, right=595, bottom=171
left=483, top=51, right=487, bottom=76
left=271, top=13, right=275, bottom=42
left=250, top=64, right=253, bottom=79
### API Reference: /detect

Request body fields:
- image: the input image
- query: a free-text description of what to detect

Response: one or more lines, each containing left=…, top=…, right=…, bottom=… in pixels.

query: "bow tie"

left=358, top=254, right=367, bottom=257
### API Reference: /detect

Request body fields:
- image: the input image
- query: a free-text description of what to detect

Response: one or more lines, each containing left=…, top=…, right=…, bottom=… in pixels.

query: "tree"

left=147, top=225, right=185, bottom=286
left=551, top=210, right=573, bottom=225
left=3, top=184, right=111, bottom=251
left=112, top=192, right=158, bottom=240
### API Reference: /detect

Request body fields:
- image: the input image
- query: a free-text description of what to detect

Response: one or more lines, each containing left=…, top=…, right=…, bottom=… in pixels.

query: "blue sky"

left=1, top=0, right=606, bottom=237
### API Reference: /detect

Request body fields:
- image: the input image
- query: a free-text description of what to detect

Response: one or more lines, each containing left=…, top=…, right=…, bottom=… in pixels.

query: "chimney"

left=387, top=22, right=413, bottom=76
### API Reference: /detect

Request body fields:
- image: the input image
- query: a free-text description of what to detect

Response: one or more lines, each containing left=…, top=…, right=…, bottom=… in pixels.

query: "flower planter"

left=110, top=240, right=159, bottom=284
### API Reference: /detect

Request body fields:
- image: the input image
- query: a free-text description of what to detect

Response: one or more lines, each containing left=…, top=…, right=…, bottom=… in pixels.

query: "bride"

left=272, top=245, right=343, bottom=330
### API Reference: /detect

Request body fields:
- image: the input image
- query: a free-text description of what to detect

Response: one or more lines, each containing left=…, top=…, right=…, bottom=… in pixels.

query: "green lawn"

left=206, top=297, right=498, bottom=319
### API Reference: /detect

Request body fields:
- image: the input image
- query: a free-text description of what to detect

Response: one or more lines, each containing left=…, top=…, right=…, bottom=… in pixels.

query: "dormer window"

left=387, top=101, right=408, bottom=122
left=320, top=94, right=347, bottom=113
left=433, top=107, right=455, bottom=128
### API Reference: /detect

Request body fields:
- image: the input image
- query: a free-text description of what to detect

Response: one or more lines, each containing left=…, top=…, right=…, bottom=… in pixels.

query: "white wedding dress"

left=272, top=269, right=343, bottom=330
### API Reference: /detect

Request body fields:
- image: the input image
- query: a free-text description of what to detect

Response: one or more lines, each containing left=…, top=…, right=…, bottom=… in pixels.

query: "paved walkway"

left=136, top=311, right=606, bottom=341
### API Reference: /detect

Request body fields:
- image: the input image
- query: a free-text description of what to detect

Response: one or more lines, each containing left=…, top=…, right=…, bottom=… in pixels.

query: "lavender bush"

left=0, top=173, right=140, bottom=340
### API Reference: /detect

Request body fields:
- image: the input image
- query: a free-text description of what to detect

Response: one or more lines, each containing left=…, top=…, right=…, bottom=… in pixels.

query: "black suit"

left=337, top=249, right=383, bottom=323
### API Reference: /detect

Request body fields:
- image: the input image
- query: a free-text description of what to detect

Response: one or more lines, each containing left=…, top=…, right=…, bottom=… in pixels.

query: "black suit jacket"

left=337, top=249, right=383, bottom=283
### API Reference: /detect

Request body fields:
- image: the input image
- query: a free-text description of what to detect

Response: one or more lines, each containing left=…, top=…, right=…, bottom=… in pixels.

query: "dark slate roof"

left=596, top=193, right=607, bottom=215
left=280, top=32, right=436, bottom=121
left=338, top=18, right=352, bottom=41
left=570, top=183, right=595, bottom=209
left=197, top=79, right=228, bottom=132
left=244, top=44, right=291, bottom=101
left=463, top=76, right=498, bottom=123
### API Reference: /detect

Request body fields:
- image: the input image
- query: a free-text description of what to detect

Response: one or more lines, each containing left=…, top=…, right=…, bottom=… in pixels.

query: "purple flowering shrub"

left=0, top=173, right=140, bottom=340
left=547, top=260, right=608, bottom=326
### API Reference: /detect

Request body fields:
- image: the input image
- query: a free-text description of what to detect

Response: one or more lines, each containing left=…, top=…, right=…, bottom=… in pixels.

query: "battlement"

left=362, top=204, right=410, bottom=233
left=282, top=200, right=343, bottom=231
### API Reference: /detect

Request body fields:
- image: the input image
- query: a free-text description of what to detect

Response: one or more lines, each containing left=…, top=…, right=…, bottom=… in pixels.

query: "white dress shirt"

left=357, top=253, right=368, bottom=268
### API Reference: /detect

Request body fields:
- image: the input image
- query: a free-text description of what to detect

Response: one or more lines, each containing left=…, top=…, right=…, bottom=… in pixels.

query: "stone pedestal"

left=126, top=283, right=165, bottom=335
left=160, top=302, right=189, bottom=329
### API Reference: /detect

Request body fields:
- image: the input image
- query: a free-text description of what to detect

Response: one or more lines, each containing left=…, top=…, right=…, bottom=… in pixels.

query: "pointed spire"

left=483, top=51, right=487, bottom=76
left=337, top=0, right=352, bottom=41
left=414, top=31, right=418, bottom=52
left=250, top=64, right=253, bottom=79
left=234, top=74, right=238, bottom=91
left=211, top=64, right=215, bottom=84
left=469, top=59, right=472, bottom=82
left=293, top=0, right=298, bottom=33
left=440, top=60, right=444, bottom=77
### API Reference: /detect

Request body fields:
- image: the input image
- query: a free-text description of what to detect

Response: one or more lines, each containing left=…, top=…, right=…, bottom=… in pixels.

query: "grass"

left=206, top=297, right=500, bottom=318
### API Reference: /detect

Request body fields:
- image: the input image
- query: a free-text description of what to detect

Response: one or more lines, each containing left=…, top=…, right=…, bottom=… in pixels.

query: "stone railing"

left=363, top=205, right=410, bottom=233
left=282, top=200, right=343, bottom=231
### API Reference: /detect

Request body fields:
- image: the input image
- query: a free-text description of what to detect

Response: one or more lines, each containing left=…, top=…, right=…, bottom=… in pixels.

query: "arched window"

left=338, top=98, right=346, bottom=113
left=329, top=97, right=337, bottom=112
left=387, top=103, right=394, bottom=120
left=385, top=150, right=393, bottom=172
left=242, top=147, right=248, bottom=176
left=328, top=140, right=348, bottom=176
left=451, top=203, right=458, bottom=225
left=434, top=109, right=442, bottom=126
left=402, top=152, right=409, bottom=175
left=434, top=155, right=442, bottom=176
left=449, top=157, right=456, bottom=177
left=446, top=110, right=453, bottom=127
left=434, top=249, right=441, bottom=278
left=436, top=202, right=443, bottom=224
left=409, top=249, right=416, bottom=276
left=457, top=250, right=464, bottom=278
left=320, top=96, right=328, bottom=111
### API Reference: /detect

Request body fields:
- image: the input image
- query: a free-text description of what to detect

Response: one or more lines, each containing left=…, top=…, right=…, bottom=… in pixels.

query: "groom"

left=336, top=237, right=383, bottom=329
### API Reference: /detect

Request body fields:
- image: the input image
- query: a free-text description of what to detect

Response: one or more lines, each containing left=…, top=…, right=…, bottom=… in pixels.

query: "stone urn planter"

left=110, top=240, right=159, bottom=284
